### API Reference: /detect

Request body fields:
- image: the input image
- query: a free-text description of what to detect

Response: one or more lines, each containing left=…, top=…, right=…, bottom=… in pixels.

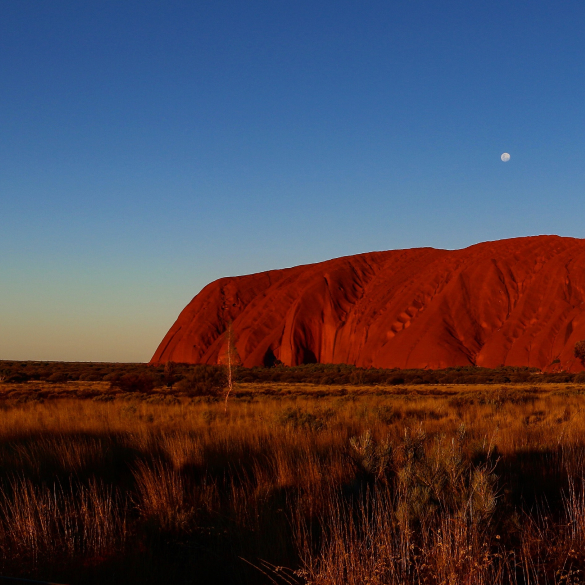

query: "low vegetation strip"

left=2, top=360, right=584, bottom=387
left=0, top=381, right=585, bottom=583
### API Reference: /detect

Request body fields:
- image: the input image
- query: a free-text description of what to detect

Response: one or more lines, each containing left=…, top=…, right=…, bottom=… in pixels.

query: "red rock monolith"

left=150, top=236, right=585, bottom=371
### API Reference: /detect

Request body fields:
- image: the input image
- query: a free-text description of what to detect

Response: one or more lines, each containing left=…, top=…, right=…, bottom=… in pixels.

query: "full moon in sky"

left=501, top=152, right=511, bottom=162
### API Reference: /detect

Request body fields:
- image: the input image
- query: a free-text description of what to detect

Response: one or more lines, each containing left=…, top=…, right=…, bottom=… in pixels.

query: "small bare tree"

left=220, top=322, right=241, bottom=413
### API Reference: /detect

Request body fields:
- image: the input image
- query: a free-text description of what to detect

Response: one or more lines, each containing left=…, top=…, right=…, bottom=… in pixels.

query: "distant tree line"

left=2, top=360, right=585, bottom=392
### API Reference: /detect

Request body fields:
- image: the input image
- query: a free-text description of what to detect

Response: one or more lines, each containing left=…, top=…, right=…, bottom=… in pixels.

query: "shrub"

left=110, top=373, right=155, bottom=393
left=574, top=340, right=585, bottom=366
left=3, top=371, right=31, bottom=383
left=162, top=361, right=181, bottom=388
left=349, top=430, right=393, bottom=480
left=175, top=365, right=226, bottom=396
left=276, top=407, right=333, bottom=431
left=47, top=372, right=70, bottom=384
left=387, top=376, right=405, bottom=385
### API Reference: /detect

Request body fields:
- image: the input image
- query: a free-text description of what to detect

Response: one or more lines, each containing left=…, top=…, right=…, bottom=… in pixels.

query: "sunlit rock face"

left=150, top=236, right=585, bottom=371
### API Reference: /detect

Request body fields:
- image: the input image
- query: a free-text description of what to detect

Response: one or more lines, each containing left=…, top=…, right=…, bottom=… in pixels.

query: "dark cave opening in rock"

left=263, top=348, right=280, bottom=367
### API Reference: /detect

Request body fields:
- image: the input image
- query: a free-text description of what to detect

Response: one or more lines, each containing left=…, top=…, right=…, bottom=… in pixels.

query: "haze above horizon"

left=1, top=1, right=583, bottom=362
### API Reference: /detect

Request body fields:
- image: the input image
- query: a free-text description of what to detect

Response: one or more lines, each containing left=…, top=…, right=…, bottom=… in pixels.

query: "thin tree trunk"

left=224, top=342, right=232, bottom=414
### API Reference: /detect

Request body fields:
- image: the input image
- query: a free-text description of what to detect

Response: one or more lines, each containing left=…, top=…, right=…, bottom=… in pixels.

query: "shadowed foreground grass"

left=1, top=382, right=585, bottom=583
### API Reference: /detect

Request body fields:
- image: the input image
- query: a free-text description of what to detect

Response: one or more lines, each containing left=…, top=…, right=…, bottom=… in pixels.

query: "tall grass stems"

left=0, top=382, right=584, bottom=582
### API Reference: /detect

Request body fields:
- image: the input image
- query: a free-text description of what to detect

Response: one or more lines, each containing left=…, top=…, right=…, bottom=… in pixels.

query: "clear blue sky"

left=1, top=0, right=583, bottom=362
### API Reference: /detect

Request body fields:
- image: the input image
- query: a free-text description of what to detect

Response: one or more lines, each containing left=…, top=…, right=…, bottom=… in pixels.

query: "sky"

left=1, top=0, right=583, bottom=362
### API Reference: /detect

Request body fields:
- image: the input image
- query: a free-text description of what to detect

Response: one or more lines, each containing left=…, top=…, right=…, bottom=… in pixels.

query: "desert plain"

left=2, top=364, right=585, bottom=584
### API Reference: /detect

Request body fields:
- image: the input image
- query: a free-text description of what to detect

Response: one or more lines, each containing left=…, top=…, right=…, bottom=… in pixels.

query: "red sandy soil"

left=150, top=236, right=585, bottom=371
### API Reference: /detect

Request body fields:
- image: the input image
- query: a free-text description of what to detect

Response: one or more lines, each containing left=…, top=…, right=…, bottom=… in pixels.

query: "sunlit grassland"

left=1, top=381, right=585, bottom=583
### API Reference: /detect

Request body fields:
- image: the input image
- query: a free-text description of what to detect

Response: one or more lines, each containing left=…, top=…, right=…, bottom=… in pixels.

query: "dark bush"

left=574, top=340, right=585, bottom=366
left=492, top=375, right=511, bottom=384
left=47, top=372, right=70, bottom=384
left=573, top=371, right=585, bottom=383
left=175, top=365, right=226, bottom=396
left=110, top=373, right=156, bottom=393
left=78, top=370, right=107, bottom=381
left=162, top=361, right=181, bottom=388
left=4, top=372, right=31, bottom=383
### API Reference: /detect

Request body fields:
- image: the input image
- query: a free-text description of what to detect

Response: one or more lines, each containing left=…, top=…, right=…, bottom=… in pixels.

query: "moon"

left=501, top=152, right=510, bottom=162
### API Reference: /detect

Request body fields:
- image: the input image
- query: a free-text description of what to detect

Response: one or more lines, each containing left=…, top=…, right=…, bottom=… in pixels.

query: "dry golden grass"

left=0, top=381, right=585, bottom=583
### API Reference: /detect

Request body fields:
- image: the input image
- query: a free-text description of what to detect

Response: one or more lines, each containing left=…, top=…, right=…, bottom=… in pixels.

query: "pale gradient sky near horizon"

left=1, top=1, right=584, bottom=362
